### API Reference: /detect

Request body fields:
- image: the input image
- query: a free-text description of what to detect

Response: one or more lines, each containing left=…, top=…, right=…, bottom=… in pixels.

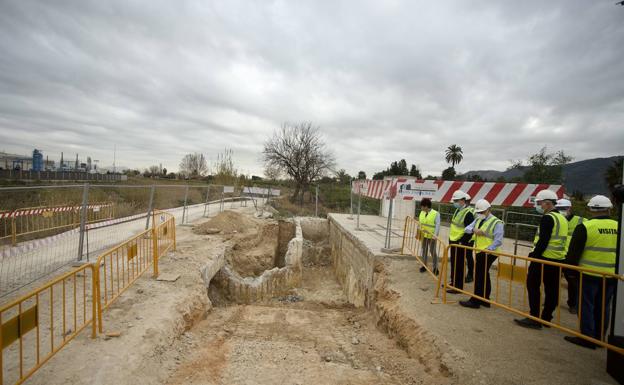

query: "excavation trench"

left=184, top=213, right=452, bottom=384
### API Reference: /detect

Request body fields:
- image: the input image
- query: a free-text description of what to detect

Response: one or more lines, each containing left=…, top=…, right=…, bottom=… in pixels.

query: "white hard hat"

left=535, top=189, right=558, bottom=203
left=555, top=199, right=572, bottom=209
left=474, top=199, right=491, bottom=213
left=451, top=190, right=468, bottom=201
left=464, top=192, right=471, bottom=200
left=587, top=195, right=613, bottom=211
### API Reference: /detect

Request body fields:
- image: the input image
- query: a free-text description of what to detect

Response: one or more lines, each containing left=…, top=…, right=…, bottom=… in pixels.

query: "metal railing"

left=439, top=244, right=624, bottom=354
left=401, top=216, right=624, bottom=354
left=511, top=222, right=538, bottom=254
left=0, top=203, right=114, bottom=246
left=0, top=183, right=274, bottom=298
left=0, top=210, right=176, bottom=385
left=0, top=263, right=97, bottom=385
left=94, top=211, right=175, bottom=334
left=401, top=216, right=448, bottom=299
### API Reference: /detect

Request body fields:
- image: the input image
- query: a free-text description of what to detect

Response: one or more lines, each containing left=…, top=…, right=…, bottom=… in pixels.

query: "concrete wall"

left=205, top=218, right=303, bottom=304
left=299, top=217, right=329, bottom=242
left=328, top=215, right=375, bottom=307
left=382, top=197, right=415, bottom=220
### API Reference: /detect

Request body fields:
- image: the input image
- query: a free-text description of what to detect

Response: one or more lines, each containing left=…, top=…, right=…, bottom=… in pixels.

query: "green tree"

left=441, top=167, right=457, bottom=180
left=445, top=144, right=463, bottom=168
left=397, top=159, right=409, bottom=175
left=335, top=169, right=352, bottom=185
left=372, top=171, right=385, bottom=180
left=389, top=161, right=399, bottom=175
left=605, top=158, right=624, bottom=198
left=409, top=164, right=422, bottom=179
left=522, top=147, right=572, bottom=184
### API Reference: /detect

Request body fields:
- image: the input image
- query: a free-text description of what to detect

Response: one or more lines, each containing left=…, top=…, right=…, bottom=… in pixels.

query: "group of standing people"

left=417, top=189, right=619, bottom=349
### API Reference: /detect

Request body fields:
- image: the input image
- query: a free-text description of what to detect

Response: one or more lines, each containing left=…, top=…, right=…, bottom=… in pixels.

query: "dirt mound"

left=193, top=211, right=259, bottom=235
left=227, top=223, right=279, bottom=277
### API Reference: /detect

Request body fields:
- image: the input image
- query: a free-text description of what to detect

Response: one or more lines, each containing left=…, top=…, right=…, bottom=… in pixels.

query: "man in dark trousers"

left=564, top=195, right=618, bottom=349
left=447, top=190, right=475, bottom=293
left=458, top=199, right=504, bottom=309
left=515, top=189, right=568, bottom=329
left=556, top=198, right=585, bottom=314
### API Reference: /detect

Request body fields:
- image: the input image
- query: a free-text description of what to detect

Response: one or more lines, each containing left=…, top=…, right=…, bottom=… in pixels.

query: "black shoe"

left=446, top=289, right=460, bottom=294
left=419, top=266, right=426, bottom=273
left=481, top=301, right=491, bottom=308
left=564, top=336, right=596, bottom=350
left=465, top=274, right=473, bottom=283
left=459, top=300, right=481, bottom=309
left=514, top=317, right=542, bottom=330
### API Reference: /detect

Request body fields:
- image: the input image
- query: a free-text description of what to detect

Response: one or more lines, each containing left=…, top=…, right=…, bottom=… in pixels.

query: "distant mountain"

left=464, top=156, right=623, bottom=196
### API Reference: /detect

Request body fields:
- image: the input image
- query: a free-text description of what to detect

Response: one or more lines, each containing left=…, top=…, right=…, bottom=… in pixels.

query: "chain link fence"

left=0, top=183, right=275, bottom=300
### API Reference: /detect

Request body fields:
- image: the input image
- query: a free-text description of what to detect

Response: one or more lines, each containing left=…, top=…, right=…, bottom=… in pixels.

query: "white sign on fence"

left=223, top=186, right=235, bottom=193
left=244, top=187, right=281, bottom=196
left=397, top=180, right=438, bottom=201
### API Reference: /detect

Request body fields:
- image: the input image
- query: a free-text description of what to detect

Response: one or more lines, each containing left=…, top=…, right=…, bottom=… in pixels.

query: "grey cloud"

left=0, top=0, right=622, bottom=178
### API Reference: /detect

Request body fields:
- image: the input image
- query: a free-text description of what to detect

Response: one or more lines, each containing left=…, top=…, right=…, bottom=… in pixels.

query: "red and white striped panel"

left=0, top=203, right=113, bottom=219
left=354, top=179, right=564, bottom=207
left=352, top=179, right=393, bottom=200
left=431, top=181, right=563, bottom=207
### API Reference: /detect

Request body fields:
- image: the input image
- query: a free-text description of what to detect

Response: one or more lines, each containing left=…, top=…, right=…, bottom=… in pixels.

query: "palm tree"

left=445, top=144, right=464, bottom=168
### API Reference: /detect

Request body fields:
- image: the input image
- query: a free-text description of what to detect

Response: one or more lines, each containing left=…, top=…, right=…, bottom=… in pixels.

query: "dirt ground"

left=377, top=256, right=618, bottom=385
left=167, top=264, right=438, bottom=385
left=19, top=207, right=616, bottom=385
left=23, top=208, right=437, bottom=385
left=24, top=210, right=230, bottom=385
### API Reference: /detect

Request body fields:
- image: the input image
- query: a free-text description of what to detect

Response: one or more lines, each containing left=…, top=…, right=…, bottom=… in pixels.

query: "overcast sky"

left=0, top=1, right=622, bottom=177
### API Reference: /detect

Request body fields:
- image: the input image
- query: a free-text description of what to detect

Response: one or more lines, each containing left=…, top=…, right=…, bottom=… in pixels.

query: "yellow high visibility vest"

left=565, top=215, right=585, bottom=251
left=449, top=206, right=474, bottom=242
left=472, top=215, right=503, bottom=252
left=579, top=219, right=618, bottom=277
left=533, top=211, right=568, bottom=260
left=419, top=209, right=438, bottom=239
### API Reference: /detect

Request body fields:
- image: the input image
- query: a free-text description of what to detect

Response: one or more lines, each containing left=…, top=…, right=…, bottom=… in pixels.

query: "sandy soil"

left=376, top=256, right=618, bottom=385
left=167, top=265, right=437, bottom=385
left=18, top=208, right=612, bottom=385
left=22, top=209, right=437, bottom=385
left=24, top=209, right=232, bottom=385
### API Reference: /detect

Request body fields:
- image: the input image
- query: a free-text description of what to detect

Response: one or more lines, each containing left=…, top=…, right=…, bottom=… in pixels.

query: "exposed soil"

left=166, top=264, right=438, bottom=385
left=193, top=210, right=259, bottom=235
left=226, top=221, right=279, bottom=277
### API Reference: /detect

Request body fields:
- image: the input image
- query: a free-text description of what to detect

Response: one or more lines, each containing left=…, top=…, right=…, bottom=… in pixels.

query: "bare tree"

left=263, top=122, right=335, bottom=203
left=179, top=153, right=208, bottom=178
left=148, top=165, right=160, bottom=177
left=264, top=164, right=282, bottom=181
left=212, top=148, right=238, bottom=185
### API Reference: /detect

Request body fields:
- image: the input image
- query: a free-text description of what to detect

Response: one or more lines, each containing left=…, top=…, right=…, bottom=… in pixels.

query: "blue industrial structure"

left=32, top=149, right=43, bottom=171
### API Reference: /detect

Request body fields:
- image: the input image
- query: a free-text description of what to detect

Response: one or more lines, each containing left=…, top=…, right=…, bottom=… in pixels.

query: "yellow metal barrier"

left=0, top=264, right=97, bottom=385
left=95, top=210, right=176, bottom=334
left=0, top=203, right=114, bottom=246
left=441, top=243, right=624, bottom=354
left=0, top=209, right=176, bottom=384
